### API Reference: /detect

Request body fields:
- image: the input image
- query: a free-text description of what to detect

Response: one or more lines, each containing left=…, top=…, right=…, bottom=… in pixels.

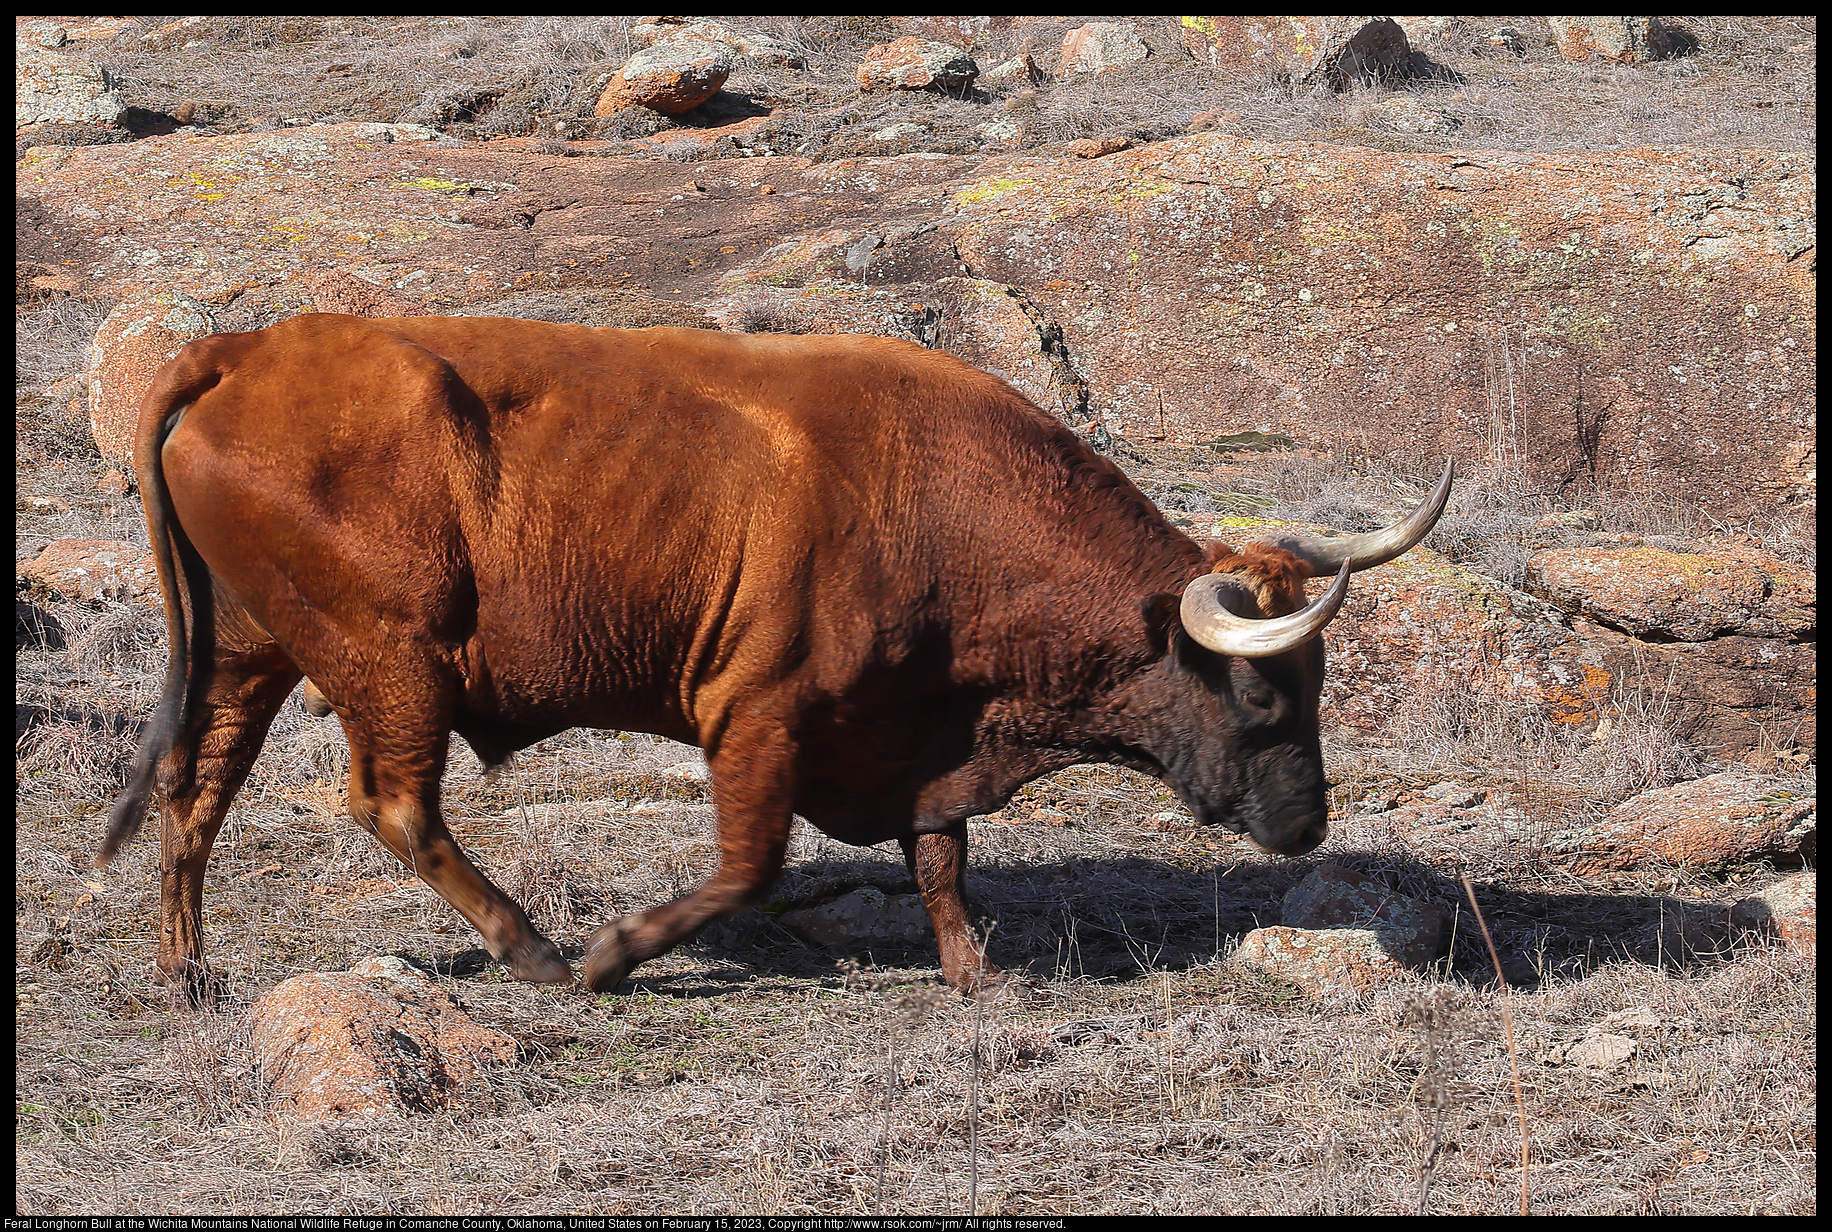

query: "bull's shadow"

left=432, top=844, right=1759, bottom=995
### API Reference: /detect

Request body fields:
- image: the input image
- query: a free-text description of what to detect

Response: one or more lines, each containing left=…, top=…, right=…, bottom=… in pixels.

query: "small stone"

left=1566, top=1031, right=1637, bottom=1071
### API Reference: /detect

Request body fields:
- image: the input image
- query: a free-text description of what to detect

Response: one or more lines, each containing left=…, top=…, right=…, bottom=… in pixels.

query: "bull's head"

left=1139, top=461, right=1454, bottom=856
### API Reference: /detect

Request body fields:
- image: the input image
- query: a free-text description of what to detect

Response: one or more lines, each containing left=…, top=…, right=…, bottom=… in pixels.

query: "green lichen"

left=1464, top=214, right=1525, bottom=276
left=1544, top=303, right=1614, bottom=352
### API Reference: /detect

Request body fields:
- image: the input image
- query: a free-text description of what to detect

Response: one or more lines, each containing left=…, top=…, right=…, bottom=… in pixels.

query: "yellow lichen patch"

left=398, top=177, right=471, bottom=195
left=956, top=176, right=1033, bottom=205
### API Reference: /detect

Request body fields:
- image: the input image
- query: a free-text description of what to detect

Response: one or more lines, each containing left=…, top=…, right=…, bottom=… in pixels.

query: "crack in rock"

left=953, top=240, right=1146, bottom=463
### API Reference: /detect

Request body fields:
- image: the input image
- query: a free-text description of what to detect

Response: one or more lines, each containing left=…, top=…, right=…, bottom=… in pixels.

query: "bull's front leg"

left=584, top=719, right=795, bottom=992
left=902, top=826, right=1002, bottom=993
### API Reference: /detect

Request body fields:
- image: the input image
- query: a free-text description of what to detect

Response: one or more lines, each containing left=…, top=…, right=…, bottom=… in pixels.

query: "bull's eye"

left=1244, top=690, right=1273, bottom=710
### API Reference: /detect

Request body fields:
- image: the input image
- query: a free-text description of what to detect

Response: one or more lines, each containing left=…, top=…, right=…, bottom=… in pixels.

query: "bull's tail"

left=96, top=345, right=226, bottom=867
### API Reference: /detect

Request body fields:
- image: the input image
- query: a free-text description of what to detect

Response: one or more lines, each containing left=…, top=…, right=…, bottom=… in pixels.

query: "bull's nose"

left=1250, top=814, right=1328, bottom=857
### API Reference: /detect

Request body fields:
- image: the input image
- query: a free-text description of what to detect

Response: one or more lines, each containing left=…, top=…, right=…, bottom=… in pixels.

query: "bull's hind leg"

left=584, top=720, right=794, bottom=992
left=340, top=682, right=571, bottom=985
left=902, top=827, right=1003, bottom=993
left=155, top=645, right=302, bottom=998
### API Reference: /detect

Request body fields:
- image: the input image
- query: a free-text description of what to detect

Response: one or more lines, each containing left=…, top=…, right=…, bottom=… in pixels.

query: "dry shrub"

left=96, top=16, right=643, bottom=137
left=729, top=292, right=814, bottom=335
left=67, top=602, right=165, bottom=683
left=1575, top=673, right=1705, bottom=800
left=16, top=710, right=143, bottom=807
left=155, top=1000, right=264, bottom=1125
left=16, top=295, right=109, bottom=468
left=496, top=822, right=608, bottom=934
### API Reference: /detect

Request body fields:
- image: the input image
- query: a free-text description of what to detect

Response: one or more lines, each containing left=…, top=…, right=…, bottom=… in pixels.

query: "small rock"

left=857, top=37, right=978, bottom=93
left=1178, top=16, right=1408, bottom=89
left=16, top=32, right=125, bottom=127
left=1548, top=17, right=1678, bottom=64
left=250, top=956, right=517, bottom=1120
left=1280, top=864, right=1449, bottom=967
left=976, top=117, right=1022, bottom=146
left=844, top=233, right=884, bottom=272
left=1058, top=22, right=1149, bottom=78
left=982, top=54, right=1042, bottom=88
left=351, top=121, right=437, bottom=143
left=1422, top=782, right=1482, bottom=808
left=870, top=122, right=928, bottom=144
left=88, top=290, right=218, bottom=468
left=1069, top=136, right=1131, bottom=159
left=1566, top=1031, right=1637, bottom=1071
left=18, top=539, right=159, bottom=607
left=1526, top=541, right=1814, bottom=642
left=1549, top=774, right=1815, bottom=875
left=1229, top=925, right=1416, bottom=996
left=1485, top=26, right=1527, bottom=57
left=595, top=38, right=733, bottom=116
left=1599, top=1005, right=1666, bottom=1033
left=630, top=18, right=807, bottom=69
left=1729, top=870, right=1815, bottom=956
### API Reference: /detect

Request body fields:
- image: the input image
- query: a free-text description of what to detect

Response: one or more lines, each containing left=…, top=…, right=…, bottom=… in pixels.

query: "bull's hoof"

left=155, top=956, right=220, bottom=1007
left=945, top=958, right=1008, bottom=997
left=584, top=918, right=638, bottom=992
left=506, top=934, right=575, bottom=985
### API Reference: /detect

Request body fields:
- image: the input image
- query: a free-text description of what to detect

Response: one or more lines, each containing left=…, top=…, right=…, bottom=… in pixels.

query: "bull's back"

left=156, top=315, right=1058, bottom=738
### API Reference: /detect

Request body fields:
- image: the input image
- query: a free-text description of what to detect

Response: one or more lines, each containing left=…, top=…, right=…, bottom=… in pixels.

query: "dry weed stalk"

left=1460, top=873, right=1531, bottom=1216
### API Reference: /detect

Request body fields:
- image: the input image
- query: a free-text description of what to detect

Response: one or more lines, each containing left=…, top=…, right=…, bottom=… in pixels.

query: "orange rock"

left=249, top=956, right=516, bottom=1120
left=1548, top=773, right=1815, bottom=875
left=857, top=36, right=978, bottom=92
left=19, top=539, right=159, bottom=606
left=87, top=291, right=217, bottom=468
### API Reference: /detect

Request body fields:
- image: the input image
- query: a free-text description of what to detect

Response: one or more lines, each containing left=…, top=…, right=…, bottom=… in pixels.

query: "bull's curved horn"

left=1180, top=562, right=1350, bottom=659
left=1261, top=458, right=1456, bottom=575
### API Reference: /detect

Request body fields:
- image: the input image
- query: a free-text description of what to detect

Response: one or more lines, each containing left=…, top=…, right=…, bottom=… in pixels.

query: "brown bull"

left=99, top=313, right=1452, bottom=996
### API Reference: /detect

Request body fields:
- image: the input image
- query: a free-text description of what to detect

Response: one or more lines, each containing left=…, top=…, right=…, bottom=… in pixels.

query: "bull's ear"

left=1141, top=592, right=1180, bottom=656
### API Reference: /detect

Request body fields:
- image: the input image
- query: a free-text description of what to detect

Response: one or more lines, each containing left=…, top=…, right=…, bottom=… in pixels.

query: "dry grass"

left=14, top=663, right=1815, bottom=1214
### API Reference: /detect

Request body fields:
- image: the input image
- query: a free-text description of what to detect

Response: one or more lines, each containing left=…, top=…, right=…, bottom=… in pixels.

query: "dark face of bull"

left=1123, top=461, right=1457, bottom=856
left=1125, top=598, right=1331, bottom=856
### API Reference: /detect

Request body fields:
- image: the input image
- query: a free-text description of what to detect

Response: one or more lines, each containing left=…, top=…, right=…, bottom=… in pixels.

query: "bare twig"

left=1461, top=873, right=1531, bottom=1217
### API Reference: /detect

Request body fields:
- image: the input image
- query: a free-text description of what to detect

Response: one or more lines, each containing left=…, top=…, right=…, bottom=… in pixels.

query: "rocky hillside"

left=17, top=14, right=1816, bottom=758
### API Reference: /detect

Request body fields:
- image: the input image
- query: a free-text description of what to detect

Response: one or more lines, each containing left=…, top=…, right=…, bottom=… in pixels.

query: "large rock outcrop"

left=20, top=126, right=1813, bottom=519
